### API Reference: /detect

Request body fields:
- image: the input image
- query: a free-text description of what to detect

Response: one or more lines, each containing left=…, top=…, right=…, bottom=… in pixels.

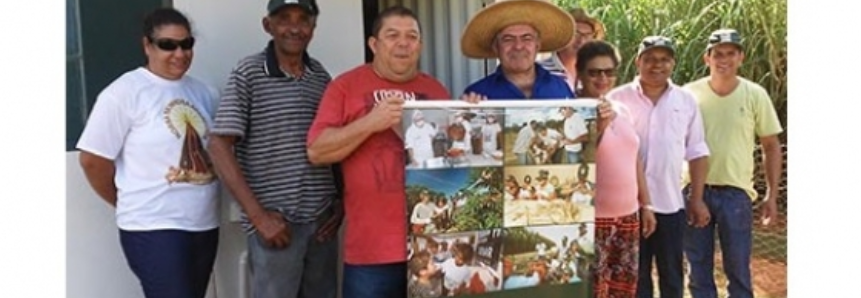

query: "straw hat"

left=461, top=0, right=575, bottom=59
left=569, top=8, right=605, bottom=40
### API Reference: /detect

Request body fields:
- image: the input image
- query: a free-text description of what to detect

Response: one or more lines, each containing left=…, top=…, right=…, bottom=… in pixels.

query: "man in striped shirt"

left=537, top=8, right=606, bottom=95
left=207, top=1, right=342, bottom=298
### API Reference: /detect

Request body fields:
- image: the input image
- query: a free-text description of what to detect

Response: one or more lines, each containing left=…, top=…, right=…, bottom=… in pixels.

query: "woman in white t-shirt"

left=76, top=8, right=219, bottom=298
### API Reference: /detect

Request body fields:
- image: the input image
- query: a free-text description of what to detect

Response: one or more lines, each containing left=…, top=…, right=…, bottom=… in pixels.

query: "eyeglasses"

left=585, top=68, right=617, bottom=78
left=150, top=37, right=195, bottom=51
left=576, top=30, right=596, bottom=39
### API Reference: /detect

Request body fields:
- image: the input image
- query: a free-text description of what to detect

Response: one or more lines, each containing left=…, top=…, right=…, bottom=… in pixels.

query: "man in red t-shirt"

left=306, top=5, right=451, bottom=298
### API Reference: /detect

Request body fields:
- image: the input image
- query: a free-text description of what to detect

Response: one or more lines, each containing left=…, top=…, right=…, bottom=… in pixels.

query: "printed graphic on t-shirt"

left=163, top=99, right=216, bottom=185
left=364, top=89, right=430, bottom=192
left=369, top=89, right=427, bottom=108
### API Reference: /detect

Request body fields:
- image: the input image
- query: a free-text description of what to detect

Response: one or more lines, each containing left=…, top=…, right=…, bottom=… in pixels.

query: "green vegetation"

left=557, top=0, right=787, bottom=135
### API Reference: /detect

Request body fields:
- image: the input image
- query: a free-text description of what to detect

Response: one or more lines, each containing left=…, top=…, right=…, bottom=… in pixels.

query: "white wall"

left=66, top=153, right=145, bottom=298
left=66, top=1, right=364, bottom=297
left=176, top=0, right=365, bottom=92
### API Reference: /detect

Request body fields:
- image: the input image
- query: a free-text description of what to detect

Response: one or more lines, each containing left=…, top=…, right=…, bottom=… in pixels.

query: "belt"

left=704, top=184, right=737, bottom=191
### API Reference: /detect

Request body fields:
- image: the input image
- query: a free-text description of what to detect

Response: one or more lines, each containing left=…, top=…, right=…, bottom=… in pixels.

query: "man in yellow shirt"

left=682, top=29, right=784, bottom=298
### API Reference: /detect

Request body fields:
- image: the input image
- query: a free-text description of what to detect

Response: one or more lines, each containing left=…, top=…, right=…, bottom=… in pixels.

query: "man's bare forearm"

left=636, top=155, right=651, bottom=207
left=207, top=135, right=266, bottom=219
left=308, top=116, right=379, bottom=165
left=687, top=156, right=708, bottom=202
left=761, top=136, right=783, bottom=202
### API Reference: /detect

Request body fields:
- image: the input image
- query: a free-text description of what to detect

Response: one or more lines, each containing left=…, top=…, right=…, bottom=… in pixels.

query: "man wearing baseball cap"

left=606, top=35, right=710, bottom=298
left=267, top=0, right=319, bottom=16
left=209, top=0, right=344, bottom=298
left=682, top=28, right=783, bottom=298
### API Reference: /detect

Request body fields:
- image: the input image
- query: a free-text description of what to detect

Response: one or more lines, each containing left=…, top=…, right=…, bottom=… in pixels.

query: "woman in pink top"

left=576, top=40, right=657, bottom=298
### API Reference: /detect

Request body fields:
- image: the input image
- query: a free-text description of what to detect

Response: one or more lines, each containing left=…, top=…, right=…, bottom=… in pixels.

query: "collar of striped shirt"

left=263, top=39, right=323, bottom=78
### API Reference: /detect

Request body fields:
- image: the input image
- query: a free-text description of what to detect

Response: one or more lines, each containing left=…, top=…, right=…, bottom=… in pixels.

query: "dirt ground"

left=646, top=250, right=787, bottom=298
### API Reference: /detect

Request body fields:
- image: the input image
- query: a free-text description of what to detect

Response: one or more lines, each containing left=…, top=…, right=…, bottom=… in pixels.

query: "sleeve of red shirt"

left=307, top=78, right=346, bottom=147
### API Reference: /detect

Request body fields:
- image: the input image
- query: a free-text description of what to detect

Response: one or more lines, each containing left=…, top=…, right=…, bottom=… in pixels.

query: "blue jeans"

left=638, top=210, right=686, bottom=298
left=119, top=228, right=219, bottom=298
left=567, top=150, right=581, bottom=164
left=684, top=186, right=754, bottom=298
left=342, top=262, right=407, bottom=298
left=247, top=219, right=339, bottom=298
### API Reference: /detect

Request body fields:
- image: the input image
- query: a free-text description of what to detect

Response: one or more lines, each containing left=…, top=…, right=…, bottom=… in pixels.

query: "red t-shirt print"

left=363, top=89, right=432, bottom=193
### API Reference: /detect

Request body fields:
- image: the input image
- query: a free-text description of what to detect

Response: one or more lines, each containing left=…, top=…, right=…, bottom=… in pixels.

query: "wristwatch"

left=640, top=204, right=655, bottom=212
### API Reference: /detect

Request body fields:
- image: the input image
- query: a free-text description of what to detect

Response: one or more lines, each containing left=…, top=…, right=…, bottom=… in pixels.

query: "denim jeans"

left=342, top=262, right=407, bottom=298
left=119, top=228, right=219, bottom=298
left=638, top=210, right=686, bottom=298
left=567, top=150, right=581, bottom=164
left=247, top=219, right=339, bottom=298
left=684, top=186, right=754, bottom=298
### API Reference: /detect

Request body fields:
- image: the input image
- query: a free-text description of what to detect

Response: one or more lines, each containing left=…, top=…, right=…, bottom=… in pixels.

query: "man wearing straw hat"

left=457, top=0, right=616, bottom=135
left=460, top=0, right=576, bottom=100
left=538, top=7, right=606, bottom=94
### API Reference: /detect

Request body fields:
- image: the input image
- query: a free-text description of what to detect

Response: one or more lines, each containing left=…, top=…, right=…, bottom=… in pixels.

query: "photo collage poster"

left=403, top=99, right=599, bottom=298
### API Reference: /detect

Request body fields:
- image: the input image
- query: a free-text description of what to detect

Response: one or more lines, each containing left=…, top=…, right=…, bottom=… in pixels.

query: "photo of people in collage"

left=404, top=101, right=598, bottom=297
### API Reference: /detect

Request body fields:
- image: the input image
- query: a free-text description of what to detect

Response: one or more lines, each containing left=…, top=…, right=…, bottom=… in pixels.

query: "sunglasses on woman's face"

left=585, top=68, right=617, bottom=78
left=150, top=37, right=195, bottom=51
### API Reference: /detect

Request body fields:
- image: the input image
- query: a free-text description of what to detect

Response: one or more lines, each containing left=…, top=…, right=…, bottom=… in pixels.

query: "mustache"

left=506, top=50, right=531, bottom=59
left=283, top=31, right=307, bottom=39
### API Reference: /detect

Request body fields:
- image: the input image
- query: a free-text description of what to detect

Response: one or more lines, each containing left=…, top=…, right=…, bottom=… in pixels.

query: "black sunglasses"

left=149, top=37, right=195, bottom=51
left=585, top=68, right=617, bottom=78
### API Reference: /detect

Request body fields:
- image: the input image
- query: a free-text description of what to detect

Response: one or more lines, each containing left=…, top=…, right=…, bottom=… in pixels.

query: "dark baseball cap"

left=706, top=28, right=742, bottom=51
left=637, top=36, right=675, bottom=58
left=267, top=0, right=319, bottom=16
